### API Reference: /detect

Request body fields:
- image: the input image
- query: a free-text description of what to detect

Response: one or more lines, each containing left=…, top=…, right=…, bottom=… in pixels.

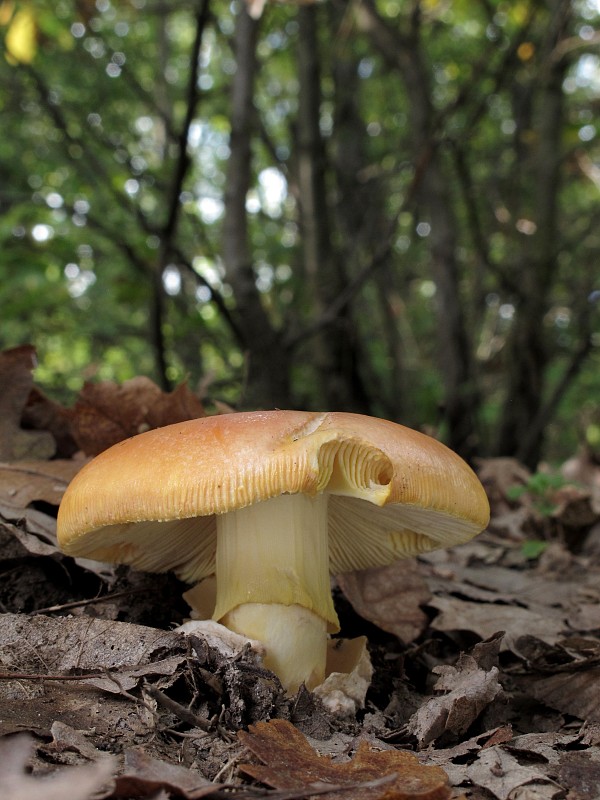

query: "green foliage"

left=0, top=0, right=598, bottom=458
left=507, top=471, right=570, bottom=517
left=520, top=539, right=550, bottom=560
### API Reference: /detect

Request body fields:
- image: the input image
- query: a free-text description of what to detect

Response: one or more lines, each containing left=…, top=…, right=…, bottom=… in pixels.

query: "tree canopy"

left=1, top=0, right=599, bottom=466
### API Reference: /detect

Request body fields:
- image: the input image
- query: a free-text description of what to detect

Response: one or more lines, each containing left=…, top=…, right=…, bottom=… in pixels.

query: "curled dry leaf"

left=0, top=457, right=83, bottom=557
left=70, top=376, right=206, bottom=455
left=337, top=559, right=431, bottom=644
left=407, top=634, right=504, bottom=748
left=0, top=500, right=59, bottom=554
left=239, top=718, right=454, bottom=800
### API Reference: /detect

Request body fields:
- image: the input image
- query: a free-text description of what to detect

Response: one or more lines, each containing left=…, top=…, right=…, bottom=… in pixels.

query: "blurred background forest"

left=0, top=0, right=598, bottom=468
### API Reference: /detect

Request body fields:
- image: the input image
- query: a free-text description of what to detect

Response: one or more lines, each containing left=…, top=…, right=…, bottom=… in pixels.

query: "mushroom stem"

left=213, top=493, right=338, bottom=693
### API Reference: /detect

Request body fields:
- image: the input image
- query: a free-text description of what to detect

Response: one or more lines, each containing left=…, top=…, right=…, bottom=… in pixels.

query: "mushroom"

left=57, top=410, right=489, bottom=693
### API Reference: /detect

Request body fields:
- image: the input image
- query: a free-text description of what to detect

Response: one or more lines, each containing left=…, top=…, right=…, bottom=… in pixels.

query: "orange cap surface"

left=57, top=410, right=490, bottom=582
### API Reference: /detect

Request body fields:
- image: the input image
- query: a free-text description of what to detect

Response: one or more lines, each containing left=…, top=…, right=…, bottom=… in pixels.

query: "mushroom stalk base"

left=222, top=603, right=327, bottom=692
left=213, top=492, right=337, bottom=694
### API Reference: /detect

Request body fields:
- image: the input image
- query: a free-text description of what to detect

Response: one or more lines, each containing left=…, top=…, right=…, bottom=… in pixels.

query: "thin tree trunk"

left=330, top=21, right=405, bottom=419
left=152, top=0, right=211, bottom=390
left=295, top=5, right=370, bottom=412
left=222, top=7, right=290, bottom=409
left=496, top=0, right=571, bottom=467
left=355, top=0, right=480, bottom=456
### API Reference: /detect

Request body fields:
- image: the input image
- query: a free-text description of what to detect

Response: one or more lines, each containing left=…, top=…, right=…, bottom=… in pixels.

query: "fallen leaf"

left=0, top=676, right=156, bottom=740
left=551, top=485, right=599, bottom=528
left=507, top=731, right=581, bottom=766
left=557, top=751, right=600, bottom=800
left=465, top=745, right=562, bottom=800
left=70, top=376, right=205, bottom=455
left=0, top=459, right=82, bottom=508
left=114, top=748, right=217, bottom=799
left=22, top=386, right=78, bottom=458
left=49, top=720, right=112, bottom=762
left=239, top=718, right=453, bottom=800
left=0, top=500, right=59, bottom=554
left=0, top=613, right=187, bottom=687
left=421, top=727, right=514, bottom=788
left=476, top=457, right=532, bottom=514
left=429, top=595, right=568, bottom=648
left=517, top=666, right=600, bottom=724
left=407, top=635, right=504, bottom=747
left=0, top=733, right=115, bottom=800
left=337, top=559, right=432, bottom=643
left=0, top=345, right=56, bottom=461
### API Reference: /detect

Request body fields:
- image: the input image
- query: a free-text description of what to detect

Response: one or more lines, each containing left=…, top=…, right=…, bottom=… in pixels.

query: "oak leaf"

left=239, top=718, right=454, bottom=800
left=70, top=376, right=206, bottom=455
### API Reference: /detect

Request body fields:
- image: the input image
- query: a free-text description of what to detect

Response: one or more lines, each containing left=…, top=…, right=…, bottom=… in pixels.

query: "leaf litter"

left=0, top=345, right=599, bottom=800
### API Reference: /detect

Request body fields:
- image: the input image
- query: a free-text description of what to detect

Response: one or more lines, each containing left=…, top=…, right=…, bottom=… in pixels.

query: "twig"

left=0, top=671, right=106, bottom=681
left=31, top=588, right=147, bottom=616
left=145, top=683, right=213, bottom=731
left=144, top=683, right=237, bottom=742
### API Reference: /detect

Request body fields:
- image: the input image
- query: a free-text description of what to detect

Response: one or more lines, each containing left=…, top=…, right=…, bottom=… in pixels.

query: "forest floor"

left=0, top=346, right=599, bottom=800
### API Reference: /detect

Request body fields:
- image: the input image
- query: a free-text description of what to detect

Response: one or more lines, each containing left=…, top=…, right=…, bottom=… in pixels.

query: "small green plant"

left=506, top=471, right=569, bottom=517
left=520, top=539, right=550, bottom=560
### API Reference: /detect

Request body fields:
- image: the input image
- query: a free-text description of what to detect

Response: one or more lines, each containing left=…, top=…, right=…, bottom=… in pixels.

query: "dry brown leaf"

left=0, top=459, right=82, bottom=508
left=562, top=447, right=600, bottom=490
left=551, top=485, right=600, bottom=527
left=70, top=376, right=206, bottom=455
left=507, top=731, right=581, bottom=766
left=0, top=676, right=156, bottom=740
left=518, top=666, right=600, bottom=724
left=0, top=733, right=116, bottom=800
left=557, top=751, right=600, bottom=800
left=476, top=457, right=532, bottom=513
left=465, top=745, right=562, bottom=800
left=114, top=748, right=216, bottom=799
left=22, top=386, right=78, bottom=458
left=0, top=613, right=186, bottom=688
left=0, top=345, right=56, bottom=462
left=337, top=559, right=432, bottom=644
left=239, top=718, right=453, bottom=800
left=0, top=500, right=59, bottom=554
left=429, top=595, right=567, bottom=648
left=49, top=720, right=112, bottom=762
left=422, top=727, right=514, bottom=788
left=508, top=635, right=600, bottom=723
left=407, top=635, right=504, bottom=748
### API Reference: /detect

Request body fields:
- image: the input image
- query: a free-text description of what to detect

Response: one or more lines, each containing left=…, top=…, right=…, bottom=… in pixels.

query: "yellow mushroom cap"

left=57, top=410, right=490, bottom=582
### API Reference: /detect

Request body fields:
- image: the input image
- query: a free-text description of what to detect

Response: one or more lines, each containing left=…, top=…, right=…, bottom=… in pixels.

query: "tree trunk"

left=330, top=19, right=405, bottom=420
left=294, top=5, right=370, bottom=413
left=496, top=0, right=570, bottom=467
left=222, top=7, right=290, bottom=409
left=355, top=0, right=480, bottom=456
